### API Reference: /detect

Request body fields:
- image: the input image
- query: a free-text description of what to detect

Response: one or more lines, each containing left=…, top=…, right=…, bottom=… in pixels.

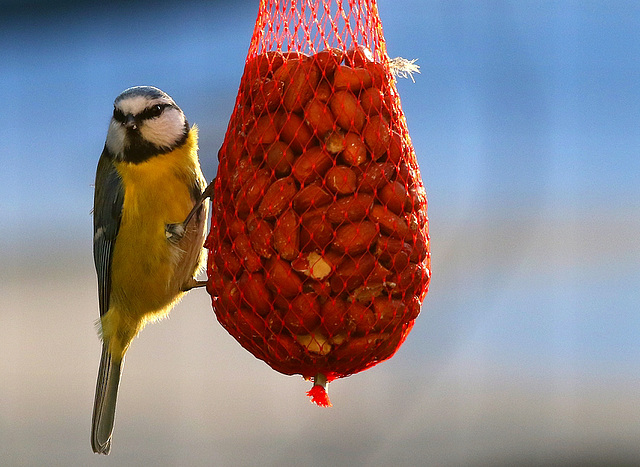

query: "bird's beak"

left=124, top=114, right=137, bottom=130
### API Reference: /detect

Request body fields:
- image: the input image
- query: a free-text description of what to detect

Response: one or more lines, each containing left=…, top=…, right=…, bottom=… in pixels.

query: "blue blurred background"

left=1, top=1, right=639, bottom=465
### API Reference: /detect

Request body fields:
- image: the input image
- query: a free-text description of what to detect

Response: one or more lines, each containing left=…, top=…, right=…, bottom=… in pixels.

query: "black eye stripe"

left=113, top=107, right=126, bottom=123
left=112, top=103, right=172, bottom=124
left=139, top=103, right=172, bottom=121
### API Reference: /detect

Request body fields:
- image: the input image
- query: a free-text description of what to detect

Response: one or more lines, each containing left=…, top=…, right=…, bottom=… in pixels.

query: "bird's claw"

left=182, top=179, right=214, bottom=228
left=181, top=279, right=207, bottom=292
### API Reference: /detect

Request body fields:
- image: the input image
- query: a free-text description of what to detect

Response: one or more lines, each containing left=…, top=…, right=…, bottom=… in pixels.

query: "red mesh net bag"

left=206, top=0, right=431, bottom=406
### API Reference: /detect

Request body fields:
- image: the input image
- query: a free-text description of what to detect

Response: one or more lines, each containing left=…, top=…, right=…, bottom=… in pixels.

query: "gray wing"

left=93, top=148, right=124, bottom=317
left=189, top=176, right=207, bottom=221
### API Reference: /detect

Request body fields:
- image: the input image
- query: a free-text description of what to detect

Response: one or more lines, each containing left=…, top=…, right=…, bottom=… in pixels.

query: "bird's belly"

left=110, top=222, right=181, bottom=319
left=108, top=187, right=196, bottom=323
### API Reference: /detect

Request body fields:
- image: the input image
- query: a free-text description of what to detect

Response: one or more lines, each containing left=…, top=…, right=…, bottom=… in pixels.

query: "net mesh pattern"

left=206, top=0, right=430, bottom=384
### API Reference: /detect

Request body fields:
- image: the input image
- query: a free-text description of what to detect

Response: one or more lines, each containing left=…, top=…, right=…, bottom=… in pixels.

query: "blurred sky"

left=1, top=1, right=639, bottom=466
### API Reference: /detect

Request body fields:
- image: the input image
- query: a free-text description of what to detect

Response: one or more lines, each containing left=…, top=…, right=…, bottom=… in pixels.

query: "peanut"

left=369, top=205, right=410, bottom=239
left=326, top=193, right=374, bottom=224
left=387, top=130, right=404, bottom=164
left=324, top=130, right=346, bottom=154
left=236, top=168, right=272, bottom=216
left=341, top=132, right=368, bottom=166
left=356, top=161, right=395, bottom=192
left=258, top=177, right=297, bottom=219
left=330, top=91, right=366, bottom=132
left=324, top=165, right=357, bottom=194
left=291, top=251, right=337, bottom=280
left=313, top=47, right=345, bottom=77
left=332, top=220, right=379, bottom=255
left=283, top=293, right=321, bottom=334
left=246, top=114, right=279, bottom=146
left=278, top=112, right=314, bottom=152
left=248, top=78, right=284, bottom=114
left=292, top=146, right=333, bottom=183
left=300, top=210, right=334, bottom=251
left=282, top=59, right=321, bottom=112
left=238, top=272, right=272, bottom=316
left=266, top=334, right=304, bottom=362
left=265, top=141, right=295, bottom=177
left=344, top=45, right=375, bottom=68
left=331, top=334, right=388, bottom=361
left=320, top=298, right=356, bottom=337
left=245, top=216, right=272, bottom=259
left=233, top=234, right=262, bottom=272
left=273, top=209, right=300, bottom=261
left=234, top=308, right=267, bottom=339
left=265, top=257, right=303, bottom=298
left=360, top=87, right=384, bottom=114
left=296, top=332, right=331, bottom=356
left=330, top=253, right=376, bottom=293
left=292, top=182, right=333, bottom=213
left=304, top=98, right=335, bottom=137
left=363, top=114, right=391, bottom=160
left=375, top=236, right=412, bottom=271
left=378, top=180, right=410, bottom=215
left=372, top=297, right=406, bottom=332
left=214, top=242, right=242, bottom=277
left=333, top=65, right=372, bottom=92
left=315, top=80, right=333, bottom=102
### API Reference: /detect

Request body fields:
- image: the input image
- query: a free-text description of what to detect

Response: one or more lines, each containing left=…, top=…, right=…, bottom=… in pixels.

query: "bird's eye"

left=113, top=107, right=126, bottom=123
left=137, top=103, right=170, bottom=121
left=138, top=104, right=167, bottom=121
left=150, top=104, right=163, bottom=117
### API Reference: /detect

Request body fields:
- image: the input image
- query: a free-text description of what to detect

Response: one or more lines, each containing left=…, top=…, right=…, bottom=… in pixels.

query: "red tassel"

left=307, top=373, right=332, bottom=407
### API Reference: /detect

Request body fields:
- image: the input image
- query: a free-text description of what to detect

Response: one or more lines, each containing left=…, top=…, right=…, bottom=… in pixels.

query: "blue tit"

left=91, top=86, right=209, bottom=455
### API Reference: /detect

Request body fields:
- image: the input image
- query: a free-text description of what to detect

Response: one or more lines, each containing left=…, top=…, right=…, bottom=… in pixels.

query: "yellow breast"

left=108, top=128, right=205, bottom=326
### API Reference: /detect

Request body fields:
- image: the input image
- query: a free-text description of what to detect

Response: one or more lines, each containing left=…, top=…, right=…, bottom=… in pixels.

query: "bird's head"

left=105, top=86, right=189, bottom=163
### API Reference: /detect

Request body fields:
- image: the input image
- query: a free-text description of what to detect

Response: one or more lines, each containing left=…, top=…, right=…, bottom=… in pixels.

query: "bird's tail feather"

left=91, top=344, right=123, bottom=455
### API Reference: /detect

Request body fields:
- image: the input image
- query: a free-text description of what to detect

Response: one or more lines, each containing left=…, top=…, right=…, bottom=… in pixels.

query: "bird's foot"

left=181, top=279, right=207, bottom=292
left=182, top=180, right=214, bottom=228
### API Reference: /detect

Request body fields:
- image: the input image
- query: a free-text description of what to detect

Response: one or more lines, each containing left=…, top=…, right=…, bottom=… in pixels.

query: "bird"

left=91, top=86, right=210, bottom=455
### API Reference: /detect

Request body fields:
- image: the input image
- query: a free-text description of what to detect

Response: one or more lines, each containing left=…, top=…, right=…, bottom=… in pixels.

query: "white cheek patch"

left=105, top=120, right=126, bottom=158
left=107, top=94, right=186, bottom=157
left=139, top=108, right=186, bottom=149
